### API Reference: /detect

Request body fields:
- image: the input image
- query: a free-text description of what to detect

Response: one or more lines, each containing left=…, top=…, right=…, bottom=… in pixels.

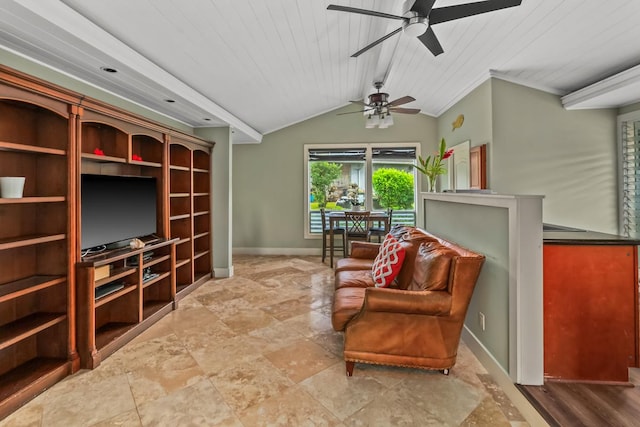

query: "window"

left=305, top=143, right=420, bottom=237
left=619, top=112, right=640, bottom=237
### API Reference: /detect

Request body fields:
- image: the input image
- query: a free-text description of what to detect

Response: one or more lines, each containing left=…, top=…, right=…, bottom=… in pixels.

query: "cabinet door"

left=543, top=244, right=639, bottom=382
left=469, top=144, right=486, bottom=189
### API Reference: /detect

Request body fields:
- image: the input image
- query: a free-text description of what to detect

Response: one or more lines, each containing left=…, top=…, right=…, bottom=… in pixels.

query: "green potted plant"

left=414, top=138, right=453, bottom=192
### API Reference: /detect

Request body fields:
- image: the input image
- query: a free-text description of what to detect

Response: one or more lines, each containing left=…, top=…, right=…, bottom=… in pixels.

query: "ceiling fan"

left=327, top=0, right=522, bottom=57
left=339, top=82, right=420, bottom=127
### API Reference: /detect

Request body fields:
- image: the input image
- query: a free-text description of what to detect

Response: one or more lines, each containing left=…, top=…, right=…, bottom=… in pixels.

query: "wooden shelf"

left=144, top=255, right=170, bottom=268
left=0, top=196, right=65, bottom=204
left=81, top=153, right=127, bottom=163
left=94, top=284, right=137, bottom=308
left=0, top=313, right=66, bottom=351
left=143, top=300, right=172, bottom=320
left=193, top=167, right=208, bottom=173
left=170, top=214, right=190, bottom=221
left=142, top=271, right=170, bottom=289
left=0, top=140, right=66, bottom=156
left=0, top=233, right=66, bottom=250
left=0, top=358, right=69, bottom=412
left=0, top=275, right=66, bottom=303
left=95, top=266, right=136, bottom=288
left=169, top=165, right=190, bottom=172
left=193, top=250, right=209, bottom=260
left=193, top=210, right=209, bottom=217
left=95, top=322, right=137, bottom=350
left=176, top=258, right=190, bottom=268
left=0, top=91, right=73, bottom=420
left=170, top=193, right=190, bottom=198
left=194, top=231, right=209, bottom=240
left=130, top=159, right=162, bottom=168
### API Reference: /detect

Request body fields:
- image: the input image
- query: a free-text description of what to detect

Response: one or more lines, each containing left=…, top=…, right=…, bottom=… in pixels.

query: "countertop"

left=543, top=223, right=640, bottom=245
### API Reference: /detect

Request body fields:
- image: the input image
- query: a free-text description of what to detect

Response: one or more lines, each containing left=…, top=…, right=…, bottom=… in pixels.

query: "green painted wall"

left=232, top=104, right=438, bottom=250
left=491, top=79, right=618, bottom=233
left=425, top=201, right=510, bottom=370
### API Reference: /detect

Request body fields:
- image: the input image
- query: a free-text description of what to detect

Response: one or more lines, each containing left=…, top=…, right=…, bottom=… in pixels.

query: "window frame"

left=304, top=142, right=422, bottom=239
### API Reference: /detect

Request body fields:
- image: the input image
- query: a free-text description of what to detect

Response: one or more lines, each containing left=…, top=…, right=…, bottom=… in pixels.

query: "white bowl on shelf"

left=0, top=177, right=26, bottom=198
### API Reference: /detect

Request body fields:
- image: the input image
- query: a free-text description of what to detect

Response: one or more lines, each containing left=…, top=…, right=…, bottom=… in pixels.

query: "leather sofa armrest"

left=349, top=242, right=381, bottom=259
left=363, top=287, right=452, bottom=316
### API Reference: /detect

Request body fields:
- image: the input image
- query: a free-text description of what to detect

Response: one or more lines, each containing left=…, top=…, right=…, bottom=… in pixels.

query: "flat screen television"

left=81, top=174, right=157, bottom=251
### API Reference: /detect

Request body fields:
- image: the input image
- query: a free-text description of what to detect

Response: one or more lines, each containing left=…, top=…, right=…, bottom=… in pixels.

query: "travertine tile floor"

left=2, top=255, right=529, bottom=426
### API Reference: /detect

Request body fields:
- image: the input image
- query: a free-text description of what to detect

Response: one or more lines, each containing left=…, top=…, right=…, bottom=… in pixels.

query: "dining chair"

left=320, top=208, right=346, bottom=267
left=368, top=208, right=393, bottom=242
left=344, top=210, right=371, bottom=255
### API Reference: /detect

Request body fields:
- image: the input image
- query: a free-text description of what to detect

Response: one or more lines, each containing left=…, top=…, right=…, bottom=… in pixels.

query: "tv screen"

left=81, top=174, right=157, bottom=251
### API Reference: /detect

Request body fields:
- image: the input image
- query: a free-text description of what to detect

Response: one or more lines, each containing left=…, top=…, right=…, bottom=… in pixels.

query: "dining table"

left=326, top=210, right=389, bottom=267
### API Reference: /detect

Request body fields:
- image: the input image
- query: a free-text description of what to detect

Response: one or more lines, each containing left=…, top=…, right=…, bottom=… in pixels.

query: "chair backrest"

left=386, top=208, right=393, bottom=231
left=345, top=211, right=371, bottom=236
left=320, top=208, right=327, bottom=229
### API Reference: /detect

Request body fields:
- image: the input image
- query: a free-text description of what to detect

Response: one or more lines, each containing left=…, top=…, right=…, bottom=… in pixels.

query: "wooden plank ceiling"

left=0, top=0, right=639, bottom=142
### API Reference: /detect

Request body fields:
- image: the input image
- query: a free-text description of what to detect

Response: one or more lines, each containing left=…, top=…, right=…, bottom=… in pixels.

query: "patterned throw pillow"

left=371, top=233, right=406, bottom=288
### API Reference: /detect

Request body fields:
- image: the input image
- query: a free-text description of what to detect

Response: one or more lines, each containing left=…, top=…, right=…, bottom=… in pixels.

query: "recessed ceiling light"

left=165, top=99, right=175, bottom=103
left=100, top=66, right=118, bottom=73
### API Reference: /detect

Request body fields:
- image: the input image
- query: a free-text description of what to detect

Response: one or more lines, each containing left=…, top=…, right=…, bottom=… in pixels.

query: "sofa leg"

left=346, top=361, right=355, bottom=376
left=442, top=368, right=450, bottom=376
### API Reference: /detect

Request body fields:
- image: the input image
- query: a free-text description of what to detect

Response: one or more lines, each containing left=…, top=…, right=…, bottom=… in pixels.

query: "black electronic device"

left=127, top=251, right=154, bottom=266
left=81, top=174, right=157, bottom=251
left=95, top=281, right=125, bottom=300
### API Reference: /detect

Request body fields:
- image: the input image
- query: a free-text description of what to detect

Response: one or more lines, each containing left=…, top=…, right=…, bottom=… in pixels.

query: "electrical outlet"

left=478, top=312, right=486, bottom=331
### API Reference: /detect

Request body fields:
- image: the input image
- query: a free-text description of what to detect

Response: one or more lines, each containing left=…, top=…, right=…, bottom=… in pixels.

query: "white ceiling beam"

left=13, top=0, right=263, bottom=142
left=562, top=63, right=640, bottom=110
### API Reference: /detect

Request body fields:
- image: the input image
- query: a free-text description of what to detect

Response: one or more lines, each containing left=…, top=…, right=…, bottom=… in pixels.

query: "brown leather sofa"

left=331, top=226, right=485, bottom=376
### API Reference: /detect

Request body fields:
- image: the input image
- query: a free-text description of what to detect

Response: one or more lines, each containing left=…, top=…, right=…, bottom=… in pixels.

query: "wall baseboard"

left=233, top=247, right=320, bottom=256
left=213, top=266, right=234, bottom=278
left=462, top=327, right=549, bottom=427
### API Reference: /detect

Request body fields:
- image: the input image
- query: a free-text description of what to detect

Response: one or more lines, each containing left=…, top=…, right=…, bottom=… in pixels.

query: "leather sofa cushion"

left=335, top=269, right=375, bottom=290
left=409, top=241, right=457, bottom=291
left=331, top=287, right=366, bottom=331
left=394, top=233, right=438, bottom=290
left=335, top=257, right=374, bottom=272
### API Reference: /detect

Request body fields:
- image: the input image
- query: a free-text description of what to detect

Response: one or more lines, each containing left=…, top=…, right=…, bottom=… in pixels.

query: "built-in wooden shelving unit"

left=0, top=65, right=214, bottom=420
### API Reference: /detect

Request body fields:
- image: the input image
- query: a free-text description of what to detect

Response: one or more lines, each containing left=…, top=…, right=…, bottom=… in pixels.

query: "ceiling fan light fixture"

left=403, top=15, right=428, bottom=38
left=365, top=115, right=377, bottom=128
left=383, top=113, right=394, bottom=127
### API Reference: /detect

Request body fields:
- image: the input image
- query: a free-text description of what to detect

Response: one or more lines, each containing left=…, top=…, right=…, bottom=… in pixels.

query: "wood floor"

left=518, top=369, right=640, bottom=427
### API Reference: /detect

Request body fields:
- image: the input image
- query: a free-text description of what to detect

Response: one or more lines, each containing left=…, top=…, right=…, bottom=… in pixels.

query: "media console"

left=76, top=239, right=178, bottom=369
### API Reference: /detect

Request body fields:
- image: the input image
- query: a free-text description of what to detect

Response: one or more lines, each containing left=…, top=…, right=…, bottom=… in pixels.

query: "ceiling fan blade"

left=387, top=96, right=416, bottom=107
left=418, top=27, right=444, bottom=56
left=389, top=107, right=421, bottom=114
left=429, top=0, right=522, bottom=25
left=337, top=109, right=373, bottom=116
left=410, top=0, right=437, bottom=17
left=351, top=27, right=403, bottom=57
left=327, top=5, right=405, bottom=21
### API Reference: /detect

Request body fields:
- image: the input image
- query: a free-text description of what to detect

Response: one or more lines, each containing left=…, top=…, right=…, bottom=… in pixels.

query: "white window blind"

left=621, top=118, right=640, bottom=238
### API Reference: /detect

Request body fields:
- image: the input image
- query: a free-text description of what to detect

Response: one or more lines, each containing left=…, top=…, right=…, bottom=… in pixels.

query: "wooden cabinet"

left=0, top=83, right=79, bottom=418
left=0, top=65, right=214, bottom=419
left=169, top=139, right=212, bottom=301
left=543, top=243, right=639, bottom=383
left=76, top=239, right=176, bottom=369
